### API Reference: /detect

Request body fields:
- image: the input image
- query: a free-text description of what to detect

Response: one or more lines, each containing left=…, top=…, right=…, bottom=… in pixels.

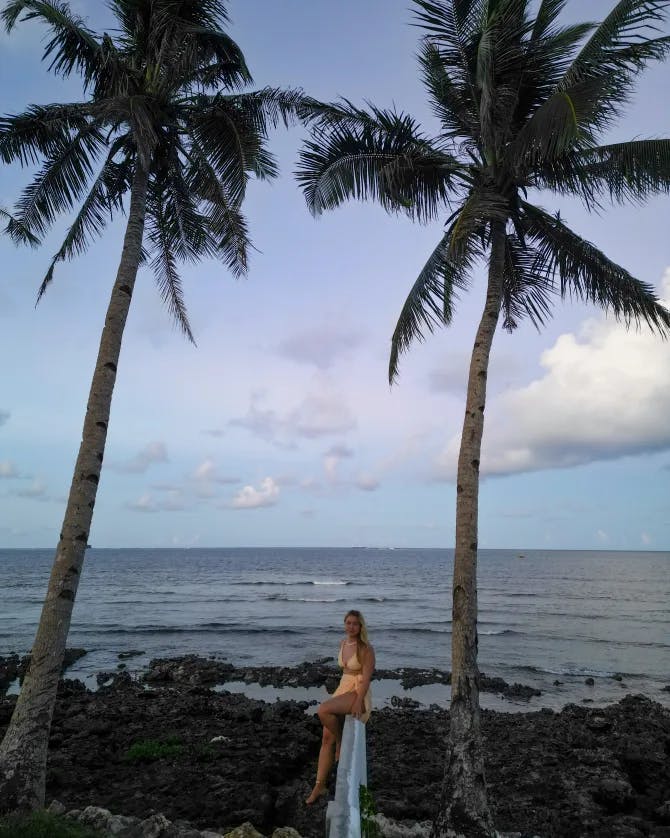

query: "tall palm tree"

left=297, top=1, right=670, bottom=834
left=0, top=0, right=305, bottom=812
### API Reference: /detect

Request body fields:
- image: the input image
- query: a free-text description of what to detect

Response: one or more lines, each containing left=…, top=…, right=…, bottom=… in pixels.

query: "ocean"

left=1, top=547, right=669, bottom=712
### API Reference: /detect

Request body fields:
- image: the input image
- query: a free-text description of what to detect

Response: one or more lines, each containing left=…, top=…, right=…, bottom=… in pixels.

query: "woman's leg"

left=306, top=692, right=358, bottom=805
left=305, top=727, right=336, bottom=804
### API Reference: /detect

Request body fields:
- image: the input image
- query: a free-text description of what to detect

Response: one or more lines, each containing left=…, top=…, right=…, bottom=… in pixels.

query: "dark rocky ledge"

left=139, top=655, right=542, bottom=700
left=1, top=676, right=669, bottom=838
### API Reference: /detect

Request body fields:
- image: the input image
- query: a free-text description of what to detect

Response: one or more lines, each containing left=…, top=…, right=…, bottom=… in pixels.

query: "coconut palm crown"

left=1, top=0, right=304, bottom=333
left=297, top=1, right=670, bottom=835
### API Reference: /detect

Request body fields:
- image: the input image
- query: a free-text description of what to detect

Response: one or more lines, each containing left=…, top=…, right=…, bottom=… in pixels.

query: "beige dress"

left=333, top=642, right=372, bottom=723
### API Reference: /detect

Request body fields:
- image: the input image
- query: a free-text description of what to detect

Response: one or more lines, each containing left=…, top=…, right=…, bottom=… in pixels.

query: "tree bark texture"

left=0, top=164, right=149, bottom=814
left=431, top=222, right=506, bottom=838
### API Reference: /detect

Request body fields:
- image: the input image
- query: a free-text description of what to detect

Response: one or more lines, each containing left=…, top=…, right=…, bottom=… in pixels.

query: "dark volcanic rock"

left=1, top=671, right=668, bottom=838
left=0, top=648, right=87, bottom=696
left=144, top=655, right=541, bottom=701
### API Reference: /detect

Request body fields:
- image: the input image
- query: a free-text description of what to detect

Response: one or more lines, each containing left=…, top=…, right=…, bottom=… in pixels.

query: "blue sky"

left=1, top=0, right=669, bottom=550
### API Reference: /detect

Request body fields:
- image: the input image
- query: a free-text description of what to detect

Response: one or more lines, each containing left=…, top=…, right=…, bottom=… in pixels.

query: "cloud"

left=231, top=390, right=356, bottom=446
left=435, top=273, right=670, bottom=479
left=356, top=474, right=380, bottom=491
left=202, top=429, right=225, bottom=438
left=0, top=410, right=9, bottom=426
left=191, top=458, right=239, bottom=495
left=15, top=479, right=48, bottom=500
left=231, top=477, right=280, bottom=510
left=112, top=442, right=168, bottom=474
left=323, top=443, right=355, bottom=479
left=126, top=493, right=158, bottom=513
left=127, top=490, right=188, bottom=513
left=276, top=326, right=363, bottom=370
left=0, top=460, right=18, bottom=478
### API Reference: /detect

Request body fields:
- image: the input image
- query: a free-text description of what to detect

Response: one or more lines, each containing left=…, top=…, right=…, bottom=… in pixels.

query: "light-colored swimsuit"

left=334, top=642, right=372, bottom=723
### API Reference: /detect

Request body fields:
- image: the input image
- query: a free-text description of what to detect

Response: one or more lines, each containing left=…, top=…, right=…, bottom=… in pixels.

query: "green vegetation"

left=0, top=811, right=102, bottom=838
left=123, top=734, right=183, bottom=762
left=359, top=785, right=381, bottom=838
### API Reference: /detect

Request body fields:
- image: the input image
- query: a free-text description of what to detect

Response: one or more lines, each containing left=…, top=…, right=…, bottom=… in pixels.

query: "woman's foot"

left=305, top=779, right=328, bottom=805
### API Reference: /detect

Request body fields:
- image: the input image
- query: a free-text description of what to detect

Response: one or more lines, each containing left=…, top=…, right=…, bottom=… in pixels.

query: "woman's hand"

left=351, top=696, right=364, bottom=719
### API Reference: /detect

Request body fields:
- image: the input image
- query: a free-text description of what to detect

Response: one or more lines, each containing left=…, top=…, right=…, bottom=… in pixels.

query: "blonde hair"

left=344, top=609, right=369, bottom=649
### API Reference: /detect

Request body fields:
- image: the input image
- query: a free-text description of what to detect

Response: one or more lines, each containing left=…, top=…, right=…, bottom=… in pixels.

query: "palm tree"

left=297, top=1, right=670, bottom=834
left=0, top=0, right=305, bottom=812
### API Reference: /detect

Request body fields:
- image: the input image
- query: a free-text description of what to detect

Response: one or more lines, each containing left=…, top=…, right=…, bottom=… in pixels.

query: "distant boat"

left=518, top=553, right=526, bottom=558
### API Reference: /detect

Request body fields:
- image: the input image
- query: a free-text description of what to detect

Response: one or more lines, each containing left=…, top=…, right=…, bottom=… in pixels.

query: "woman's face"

left=344, top=614, right=361, bottom=638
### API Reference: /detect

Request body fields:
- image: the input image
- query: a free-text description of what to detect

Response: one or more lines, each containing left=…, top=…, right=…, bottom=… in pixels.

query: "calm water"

left=1, top=548, right=669, bottom=710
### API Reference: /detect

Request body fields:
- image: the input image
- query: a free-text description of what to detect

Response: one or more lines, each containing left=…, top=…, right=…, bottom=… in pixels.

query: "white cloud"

left=277, top=325, right=363, bottom=370
left=16, top=479, right=48, bottom=499
left=435, top=273, right=670, bottom=479
left=323, top=443, right=354, bottom=480
left=127, top=493, right=158, bottom=513
left=191, top=458, right=239, bottom=493
left=0, top=460, right=18, bottom=478
left=231, top=388, right=356, bottom=446
left=231, top=477, right=280, bottom=510
left=112, top=442, right=168, bottom=474
left=356, top=474, right=380, bottom=491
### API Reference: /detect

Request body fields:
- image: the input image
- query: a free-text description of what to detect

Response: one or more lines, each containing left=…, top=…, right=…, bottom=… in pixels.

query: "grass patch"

left=0, top=811, right=103, bottom=837
left=359, top=784, right=381, bottom=838
left=123, top=734, right=183, bottom=762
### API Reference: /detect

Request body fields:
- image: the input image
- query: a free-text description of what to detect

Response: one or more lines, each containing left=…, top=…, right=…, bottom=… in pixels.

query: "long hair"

left=345, top=609, right=369, bottom=650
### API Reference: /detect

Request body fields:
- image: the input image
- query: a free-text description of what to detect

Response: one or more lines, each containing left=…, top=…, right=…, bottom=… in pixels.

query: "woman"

left=305, top=609, right=375, bottom=805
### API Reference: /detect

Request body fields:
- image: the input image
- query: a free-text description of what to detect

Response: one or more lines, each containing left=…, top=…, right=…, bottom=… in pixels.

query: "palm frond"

left=389, top=217, right=479, bottom=382
left=0, top=103, right=92, bottom=166
left=411, top=0, right=482, bottom=123
left=0, top=206, right=40, bottom=246
left=419, top=38, right=479, bottom=141
left=147, top=209, right=195, bottom=343
left=531, top=0, right=570, bottom=40
left=187, top=139, right=251, bottom=277
left=16, top=121, right=106, bottom=236
left=298, top=109, right=460, bottom=220
left=521, top=200, right=670, bottom=334
left=34, top=147, right=130, bottom=301
left=558, top=0, right=670, bottom=130
left=501, top=233, right=554, bottom=331
left=538, top=139, right=670, bottom=205
left=3, top=0, right=103, bottom=88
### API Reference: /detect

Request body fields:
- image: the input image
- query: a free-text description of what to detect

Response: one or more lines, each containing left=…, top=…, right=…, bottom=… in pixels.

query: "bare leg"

left=306, top=692, right=358, bottom=805
left=305, top=729, right=335, bottom=805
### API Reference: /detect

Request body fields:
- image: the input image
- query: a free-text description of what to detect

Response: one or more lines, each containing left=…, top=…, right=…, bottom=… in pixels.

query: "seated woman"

left=305, top=609, right=375, bottom=805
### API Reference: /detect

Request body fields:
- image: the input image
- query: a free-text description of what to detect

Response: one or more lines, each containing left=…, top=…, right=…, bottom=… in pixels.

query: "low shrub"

left=123, top=734, right=183, bottom=762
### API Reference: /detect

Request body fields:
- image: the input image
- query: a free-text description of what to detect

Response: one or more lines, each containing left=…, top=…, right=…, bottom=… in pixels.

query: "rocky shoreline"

left=1, top=655, right=669, bottom=837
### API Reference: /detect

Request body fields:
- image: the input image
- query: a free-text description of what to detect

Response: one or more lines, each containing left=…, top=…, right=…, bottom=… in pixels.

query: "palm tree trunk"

left=0, top=163, right=149, bottom=814
left=432, top=222, right=506, bottom=838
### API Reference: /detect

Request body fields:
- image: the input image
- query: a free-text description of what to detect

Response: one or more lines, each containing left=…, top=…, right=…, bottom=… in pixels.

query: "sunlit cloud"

left=435, top=273, right=670, bottom=479
left=111, top=442, right=168, bottom=474
left=231, top=477, right=280, bottom=509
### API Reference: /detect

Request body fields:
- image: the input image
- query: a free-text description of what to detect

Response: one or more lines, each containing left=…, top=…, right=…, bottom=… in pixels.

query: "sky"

left=0, top=0, right=669, bottom=550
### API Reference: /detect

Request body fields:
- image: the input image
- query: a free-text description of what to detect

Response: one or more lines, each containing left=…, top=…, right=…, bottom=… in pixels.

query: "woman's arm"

left=352, top=644, right=375, bottom=716
left=357, top=644, right=375, bottom=696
